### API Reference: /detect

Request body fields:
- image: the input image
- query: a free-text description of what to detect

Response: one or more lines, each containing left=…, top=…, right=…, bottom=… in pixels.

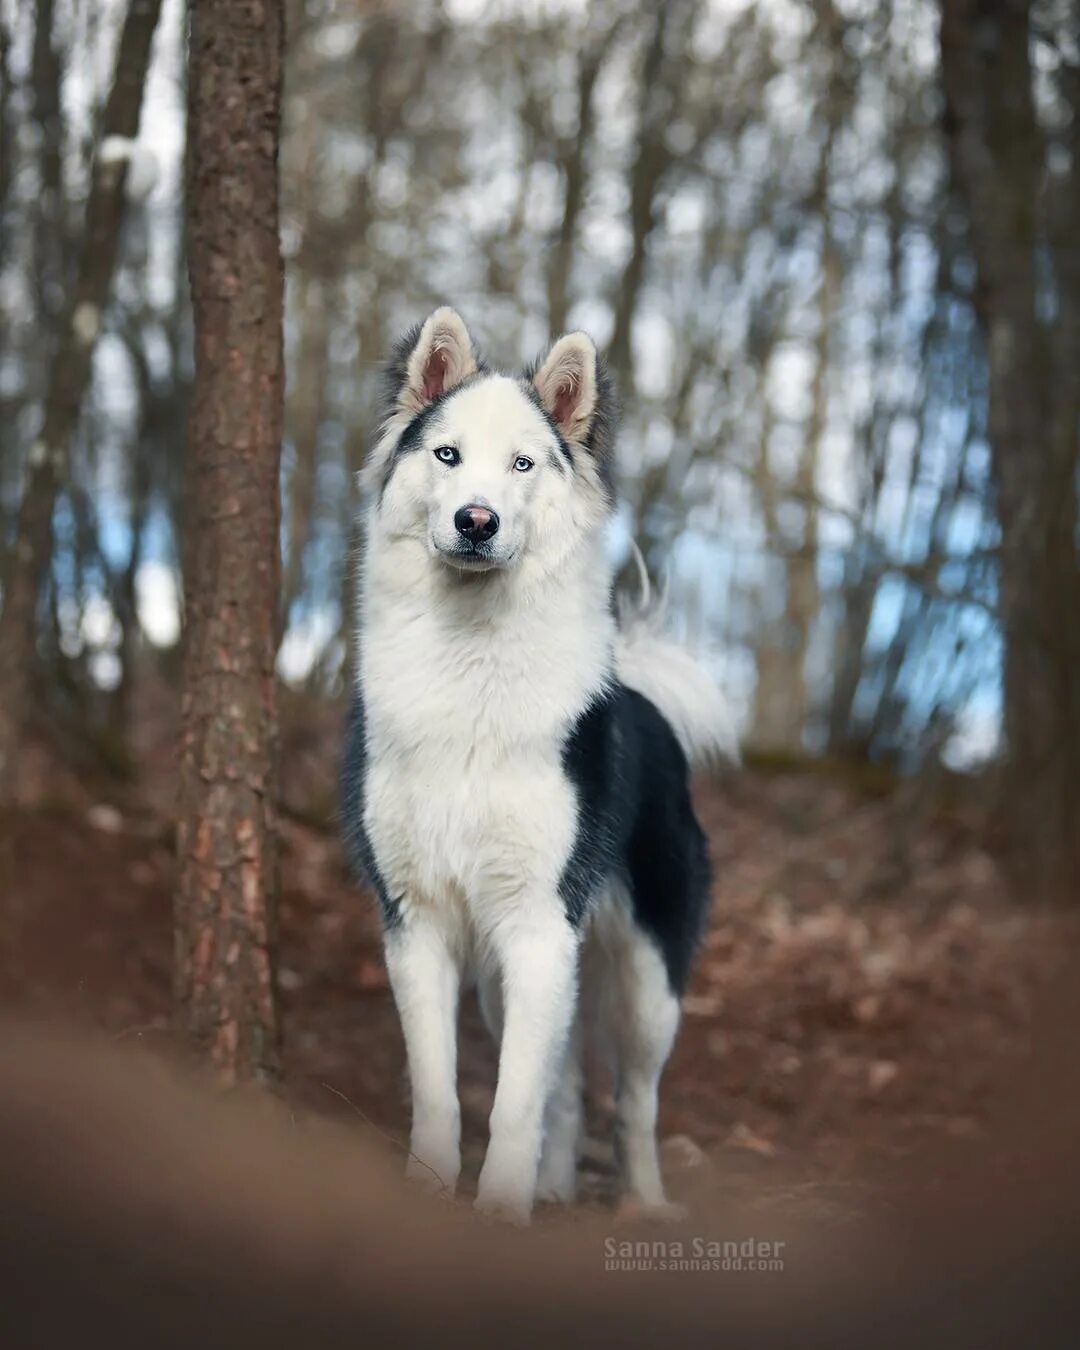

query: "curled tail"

left=614, top=549, right=738, bottom=769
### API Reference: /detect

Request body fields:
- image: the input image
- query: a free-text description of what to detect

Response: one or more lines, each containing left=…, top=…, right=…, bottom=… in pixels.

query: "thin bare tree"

left=0, top=0, right=163, bottom=802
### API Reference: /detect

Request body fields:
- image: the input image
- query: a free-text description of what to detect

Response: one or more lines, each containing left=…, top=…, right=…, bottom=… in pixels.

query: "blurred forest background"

left=2, top=0, right=1078, bottom=899
left=0, top=0, right=1078, bottom=1199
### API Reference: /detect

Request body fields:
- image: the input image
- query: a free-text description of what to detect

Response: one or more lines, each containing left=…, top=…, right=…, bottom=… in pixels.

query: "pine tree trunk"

left=0, top=0, right=163, bottom=803
left=174, top=0, right=285, bottom=1084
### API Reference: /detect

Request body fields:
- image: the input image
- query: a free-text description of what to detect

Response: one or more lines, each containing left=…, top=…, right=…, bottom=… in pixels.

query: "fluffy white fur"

left=354, top=310, right=730, bottom=1221
left=616, top=621, right=739, bottom=767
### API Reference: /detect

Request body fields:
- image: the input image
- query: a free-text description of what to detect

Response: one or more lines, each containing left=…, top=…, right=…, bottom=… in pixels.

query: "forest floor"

left=2, top=710, right=1078, bottom=1230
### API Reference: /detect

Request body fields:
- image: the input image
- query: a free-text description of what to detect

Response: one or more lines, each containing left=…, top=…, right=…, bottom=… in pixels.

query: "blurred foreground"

left=1, top=991, right=1079, bottom=1347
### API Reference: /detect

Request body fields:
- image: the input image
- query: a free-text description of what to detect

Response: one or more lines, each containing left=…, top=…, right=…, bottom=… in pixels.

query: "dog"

left=341, top=308, right=733, bottom=1221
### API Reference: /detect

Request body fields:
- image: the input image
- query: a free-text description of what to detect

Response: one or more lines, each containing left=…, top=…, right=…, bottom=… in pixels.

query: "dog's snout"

left=454, top=504, right=500, bottom=543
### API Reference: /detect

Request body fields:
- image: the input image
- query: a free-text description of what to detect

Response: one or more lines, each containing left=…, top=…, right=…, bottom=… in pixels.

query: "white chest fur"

left=357, top=538, right=614, bottom=933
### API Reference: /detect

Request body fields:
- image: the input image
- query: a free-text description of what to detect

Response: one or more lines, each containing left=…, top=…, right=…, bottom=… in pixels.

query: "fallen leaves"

left=87, top=803, right=125, bottom=835
left=867, top=1060, right=899, bottom=1092
left=660, top=1134, right=709, bottom=1171
left=726, top=1122, right=777, bottom=1158
left=662, top=770, right=1079, bottom=1162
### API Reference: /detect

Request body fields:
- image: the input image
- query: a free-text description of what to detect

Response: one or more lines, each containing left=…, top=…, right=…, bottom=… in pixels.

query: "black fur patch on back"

left=559, top=684, right=711, bottom=993
left=340, top=691, right=401, bottom=928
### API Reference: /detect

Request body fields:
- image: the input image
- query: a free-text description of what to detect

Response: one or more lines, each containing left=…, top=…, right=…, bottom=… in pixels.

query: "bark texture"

left=940, top=0, right=1080, bottom=902
left=0, top=0, right=163, bottom=802
left=175, top=0, right=285, bottom=1084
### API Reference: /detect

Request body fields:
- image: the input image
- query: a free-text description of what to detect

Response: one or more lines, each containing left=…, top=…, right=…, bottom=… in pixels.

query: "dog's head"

left=366, top=308, right=616, bottom=575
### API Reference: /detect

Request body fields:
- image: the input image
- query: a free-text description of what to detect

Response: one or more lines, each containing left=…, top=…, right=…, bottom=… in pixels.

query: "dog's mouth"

left=431, top=539, right=514, bottom=572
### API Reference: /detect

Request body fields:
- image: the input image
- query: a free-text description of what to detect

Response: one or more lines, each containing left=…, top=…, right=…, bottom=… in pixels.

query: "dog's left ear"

left=531, top=332, right=612, bottom=455
left=388, top=307, right=478, bottom=417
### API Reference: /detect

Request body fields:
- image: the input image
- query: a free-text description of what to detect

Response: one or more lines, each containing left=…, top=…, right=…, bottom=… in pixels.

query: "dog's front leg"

left=475, top=909, right=577, bottom=1223
left=384, top=914, right=462, bottom=1195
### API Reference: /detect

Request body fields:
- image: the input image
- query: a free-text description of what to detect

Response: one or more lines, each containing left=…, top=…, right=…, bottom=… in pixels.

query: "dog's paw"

left=615, top=1196, right=688, bottom=1224
left=535, top=1150, right=578, bottom=1206
left=473, top=1191, right=532, bottom=1226
left=534, top=1172, right=577, bottom=1206
left=535, top=1183, right=577, bottom=1207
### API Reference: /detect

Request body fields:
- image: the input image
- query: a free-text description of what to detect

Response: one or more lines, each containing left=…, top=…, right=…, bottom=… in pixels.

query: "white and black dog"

left=341, top=308, right=732, bottom=1222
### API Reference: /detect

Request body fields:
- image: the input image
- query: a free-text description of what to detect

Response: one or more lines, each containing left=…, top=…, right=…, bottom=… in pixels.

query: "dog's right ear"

left=384, top=307, right=478, bottom=418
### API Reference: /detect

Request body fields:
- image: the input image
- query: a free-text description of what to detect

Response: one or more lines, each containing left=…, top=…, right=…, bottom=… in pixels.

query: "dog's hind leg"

left=535, top=1012, right=584, bottom=1205
left=605, top=904, right=683, bottom=1217
left=384, top=913, right=462, bottom=1196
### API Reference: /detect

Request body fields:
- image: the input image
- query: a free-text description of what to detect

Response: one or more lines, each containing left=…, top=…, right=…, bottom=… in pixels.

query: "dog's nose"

left=454, top=504, right=499, bottom=542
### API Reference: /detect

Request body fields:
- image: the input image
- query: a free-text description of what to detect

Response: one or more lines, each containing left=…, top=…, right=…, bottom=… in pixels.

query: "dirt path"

left=1, top=767, right=1073, bottom=1217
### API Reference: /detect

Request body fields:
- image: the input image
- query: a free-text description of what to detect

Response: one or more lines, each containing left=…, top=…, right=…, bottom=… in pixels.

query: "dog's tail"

left=614, top=547, right=738, bottom=769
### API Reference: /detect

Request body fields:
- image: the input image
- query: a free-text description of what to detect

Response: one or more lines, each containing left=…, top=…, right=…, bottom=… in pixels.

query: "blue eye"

left=433, top=445, right=459, bottom=466
left=513, top=455, right=534, bottom=473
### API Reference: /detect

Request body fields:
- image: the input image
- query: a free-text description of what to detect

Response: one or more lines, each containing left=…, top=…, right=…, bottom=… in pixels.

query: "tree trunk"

left=940, top=0, right=1080, bottom=902
left=0, top=0, right=163, bottom=803
left=112, top=338, right=154, bottom=742
left=174, top=0, right=285, bottom=1084
left=606, top=5, right=672, bottom=395
left=545, top=27, right=615, bottom=337
left=32, top=0, right=63, bottom=324
left=0, top=15, right=13, bottom=271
